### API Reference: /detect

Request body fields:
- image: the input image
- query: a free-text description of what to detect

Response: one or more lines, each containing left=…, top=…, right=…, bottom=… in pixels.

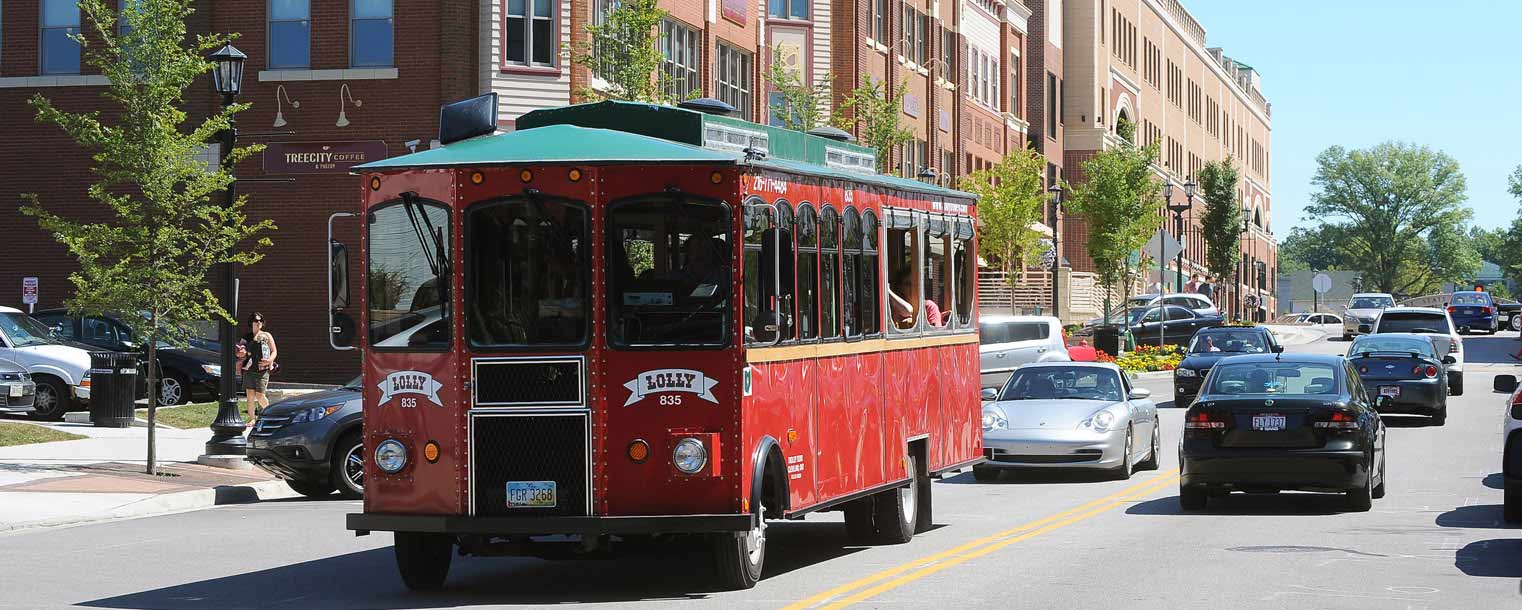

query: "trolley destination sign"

left=264, top=141, right=388, bottom=174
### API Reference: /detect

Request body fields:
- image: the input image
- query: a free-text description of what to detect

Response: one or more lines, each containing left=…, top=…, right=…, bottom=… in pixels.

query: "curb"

left=0, top=477, right=299, bottom=535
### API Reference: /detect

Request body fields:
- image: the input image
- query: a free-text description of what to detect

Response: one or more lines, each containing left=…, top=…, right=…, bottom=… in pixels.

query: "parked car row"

left=1492, top=375, right=1522, bottom=524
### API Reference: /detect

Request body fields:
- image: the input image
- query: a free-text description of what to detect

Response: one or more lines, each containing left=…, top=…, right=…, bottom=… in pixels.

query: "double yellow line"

left=781, top=469, right=1182, bottom=610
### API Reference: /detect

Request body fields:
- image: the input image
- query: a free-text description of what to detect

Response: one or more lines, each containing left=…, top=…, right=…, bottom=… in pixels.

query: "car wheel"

left=27, top=377, right=70, bottom=421
left=972, top=465, right=1001, bottom=482
left=330, top=431, right=364, bottom=499
left=1511, top=315, right=1521, bottom=332
left=1179, top=485, right=1207, bottom=510
left=1449, top=373, right=1464, bottom=397
left=1371, top=453, right=1387, bottom=500
left=285, top=479, right=335, bottom=498
left=394, top=532, right=453, bottom=590
left=1111, top=429, right=1135, bottom=480
left=1505, top=481, right=1521, bottom=524
left=872, top=453, right=919, bottom=544
left=1345, top=467, right=1374, bottom=512
left=1136, top=424, right=1161, bottom=471
left=712, top=502, right=766, bottom=589
left=1431, top=407, right=1446, bottom=427
left=157, top=372, right=190, bottom=406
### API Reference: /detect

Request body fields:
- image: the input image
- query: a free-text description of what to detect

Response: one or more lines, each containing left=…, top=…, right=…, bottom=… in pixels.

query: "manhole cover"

left=1228, top=545, right=1337, bottom=553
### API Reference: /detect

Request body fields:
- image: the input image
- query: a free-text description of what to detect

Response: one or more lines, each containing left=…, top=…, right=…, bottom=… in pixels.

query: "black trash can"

left=1093, top=326, right=1124, bottom=356
left=88, top=351, right=139, bottom=428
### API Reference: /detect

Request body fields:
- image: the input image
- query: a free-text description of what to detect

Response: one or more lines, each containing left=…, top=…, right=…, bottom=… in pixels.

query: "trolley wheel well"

left=753, top=437, right=790, bottom=518
left=906, top=438, right=929, bottom=478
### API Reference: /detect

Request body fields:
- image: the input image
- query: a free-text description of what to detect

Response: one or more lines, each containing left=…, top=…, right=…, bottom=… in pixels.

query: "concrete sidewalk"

left=0, top=420, right=297, bottom=534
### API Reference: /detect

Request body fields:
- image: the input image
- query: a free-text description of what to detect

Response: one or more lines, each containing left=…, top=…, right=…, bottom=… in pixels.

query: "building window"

left=716, top=43, right=752, bottom=118
left=505, top=0, right=556, bottom=67
left=940, top=29, right=955, bottom=80
left=352, top=0, right=393, bottom=67
left=41, top=0, right=82, bottom=75
left=901, top=4, right=927, bottom=65
left=660, top=18, right=701, bottom=101
left=1046, top=72, right=1058, bottom=139
left=768, top=0, right=808, bottom=20
left=871, top=0, right=887, bottom=43
left=268, top=0, right=311, bottom=69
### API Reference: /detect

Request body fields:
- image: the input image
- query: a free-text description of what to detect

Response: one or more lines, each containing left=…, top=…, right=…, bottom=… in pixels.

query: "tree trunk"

left=145, top=310, right=159, bottom=476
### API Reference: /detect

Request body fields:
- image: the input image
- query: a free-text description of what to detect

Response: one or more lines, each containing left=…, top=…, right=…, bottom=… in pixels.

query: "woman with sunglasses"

left=240, top=313, right=278, bottom=425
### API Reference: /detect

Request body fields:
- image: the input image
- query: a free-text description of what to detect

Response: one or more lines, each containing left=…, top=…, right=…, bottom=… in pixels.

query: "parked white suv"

left=979, top=315, right=1070, bottom=390
left=1371, top=306, right=1464, bottom=396
left=1492, top=374, right=1521, bottom=523
left=1342, top=292, right=1396, bottom=340
left=0, top=306, right=91, bottom=420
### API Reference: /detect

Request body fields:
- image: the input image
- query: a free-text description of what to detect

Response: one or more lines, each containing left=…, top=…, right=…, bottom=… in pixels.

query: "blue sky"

left=1184, top=1, right=1522, bottom=236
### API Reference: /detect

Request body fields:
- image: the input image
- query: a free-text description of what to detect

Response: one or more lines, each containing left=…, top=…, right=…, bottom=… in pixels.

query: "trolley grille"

left=471, top=413, right=590, bottom=516
left=473, top=358, right=583, bottom=406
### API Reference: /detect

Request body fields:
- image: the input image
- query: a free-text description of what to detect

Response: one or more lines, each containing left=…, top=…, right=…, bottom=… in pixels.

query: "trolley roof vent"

left=438, top=92, right=499, bottom=146
left=702, top=123, right=769, bottom=157
left=677, top=97, right=736, bottom=116
left=807, top=126, right=855, bottom=142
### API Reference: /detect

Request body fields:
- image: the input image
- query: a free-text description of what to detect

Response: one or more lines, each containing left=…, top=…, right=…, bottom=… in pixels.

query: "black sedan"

left=1121, top=305, right=1224, bottom=347
left=33, top=310, right=228, bottom=405
left=1347, top=333, right=1451, bottom=425
left=1180, top=353, right=1387, bottom=512
left=1173, top=326, right=1283, bottom=405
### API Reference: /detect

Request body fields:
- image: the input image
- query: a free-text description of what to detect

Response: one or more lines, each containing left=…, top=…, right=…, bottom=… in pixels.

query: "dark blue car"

left=1448, top=291, right=1497, bottom=334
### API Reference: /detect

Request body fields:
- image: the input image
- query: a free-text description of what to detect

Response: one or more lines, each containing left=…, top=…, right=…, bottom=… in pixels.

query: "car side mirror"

left=980, top=388, right=999, bottom=401
left=1442, top=355, right=1456, bottom=365
left=1272, top=345, right=1284, bottom=353
left=1128, top=388, right=1152, bottom=400
left=1495, top=374, right=1518, bottom=393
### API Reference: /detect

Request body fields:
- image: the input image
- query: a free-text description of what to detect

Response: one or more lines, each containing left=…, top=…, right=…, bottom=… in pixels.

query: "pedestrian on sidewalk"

left=240, top=312, right=278, bottom=425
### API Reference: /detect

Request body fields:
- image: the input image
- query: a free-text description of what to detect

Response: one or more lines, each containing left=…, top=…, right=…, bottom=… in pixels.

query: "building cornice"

left=1142, top=0, right=1271, bottom=127
left=1109, top=67, right=1140, bottom=96
left=1005, top=0, right=1033, bottom=32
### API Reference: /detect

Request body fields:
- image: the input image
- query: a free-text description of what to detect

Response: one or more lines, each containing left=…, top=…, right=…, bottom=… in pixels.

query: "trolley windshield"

left=607, top=195, right=732, bottom=348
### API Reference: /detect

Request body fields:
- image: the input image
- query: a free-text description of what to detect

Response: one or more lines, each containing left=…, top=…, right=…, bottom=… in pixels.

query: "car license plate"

left=506, top=481, right=557, bottom=508
left=1252, top=414, right=1286, bottom=431
left=1379, top=385, right=1400, bottom=398
left=6, top=384, right=20, bottom=397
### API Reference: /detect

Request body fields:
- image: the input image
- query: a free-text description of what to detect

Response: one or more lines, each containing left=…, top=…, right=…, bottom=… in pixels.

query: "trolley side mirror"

left=328, top=212, right=359, bottom=351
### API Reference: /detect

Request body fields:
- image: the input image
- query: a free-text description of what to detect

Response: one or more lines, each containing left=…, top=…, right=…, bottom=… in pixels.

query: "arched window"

left=862, top=210, right=881, bottom=336
left=843, top=207, right=862, bottom=338
left=743, top=197, right=781, bottom=345
left=775, top=201, right=797, bottom=341
left=953, top=217, right=976, bottom=327
left=796, top=203, right=819, bottom=340
left=820, top=205, right=841, bottom=340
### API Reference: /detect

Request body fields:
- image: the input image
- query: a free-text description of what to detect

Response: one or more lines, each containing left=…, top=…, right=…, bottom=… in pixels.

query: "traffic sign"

left=21, top=277, right=37, bottom=313
left=1313, top=273, right=1332, bottom=294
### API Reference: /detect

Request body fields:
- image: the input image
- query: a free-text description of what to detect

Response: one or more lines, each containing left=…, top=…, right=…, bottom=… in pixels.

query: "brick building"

left=1058, top=0, right=1276, bottom=318
left=0, top=0, right=1275, bottom=382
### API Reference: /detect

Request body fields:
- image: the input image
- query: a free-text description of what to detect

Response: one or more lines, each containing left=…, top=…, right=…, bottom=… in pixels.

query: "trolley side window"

left=367, top=198, right=451, bottom=350
left=924, top=215, right=949, bottom=329
left=820, top=205, right=841, bottom=340
left=464, top=196, right=590, bottom=348
left=796, top=203, right=819, bottom=341
left=953, top=217, right=975, bottom=328
left=743, top=200, right=786, bottom=345
left=862, top=210, right=880, bottom=336
left=886, top=209, right=920, bottom=333
left=843, top=207, right=862, bottom=338
left=608, top=195, right=732, bottom=348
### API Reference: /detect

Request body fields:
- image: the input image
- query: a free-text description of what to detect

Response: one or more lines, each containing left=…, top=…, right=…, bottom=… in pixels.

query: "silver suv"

left=1342, top=292, right=1395, bottom=340
left=1371, top=307, right=1464, bottom=396
left=979, top=315, right=1070, bottom=390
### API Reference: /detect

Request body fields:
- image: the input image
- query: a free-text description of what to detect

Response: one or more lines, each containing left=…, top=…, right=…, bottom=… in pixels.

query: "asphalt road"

left=2, top=329, right=1517, bottom=610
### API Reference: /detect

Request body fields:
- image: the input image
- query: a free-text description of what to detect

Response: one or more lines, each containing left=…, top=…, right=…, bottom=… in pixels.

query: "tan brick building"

left=1059, top=0, right=1275, bottom=319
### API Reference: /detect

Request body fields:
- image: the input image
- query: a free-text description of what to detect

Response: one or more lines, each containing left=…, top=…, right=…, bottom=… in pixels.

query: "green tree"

left=1278, top=224, right=1352, bottom=273
left=570, top=0, right=669, bottom=103
left=1065, top=139, right=1165, bottom=307
left=21, top=1, right=274, bottom=474
left=1405, top=222, right=1481, bottom=294
left=833, top=76, right=914, bottom=175
left=764, top=46, right=832, bottom=131
left=961, top=146, right=1047, bottom=275
left=1196, top=158, right=1242, bottom=287
left=1305, top=141, right=1469, bottom=294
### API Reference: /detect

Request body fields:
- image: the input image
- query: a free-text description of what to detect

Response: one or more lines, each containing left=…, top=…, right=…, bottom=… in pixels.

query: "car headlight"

left=374, top=439, right=407, bottom=474
left=201, top=364, right=221, bottom=376
left=981, top=408, right=1008, bottom=431
left=672, top=438, right=708, bottom=474
left=1175, top=368, right=1197, bottom=378
left=1081, top=410, right=1116, bottom=432
left=289, top=404, right=343, bottom=424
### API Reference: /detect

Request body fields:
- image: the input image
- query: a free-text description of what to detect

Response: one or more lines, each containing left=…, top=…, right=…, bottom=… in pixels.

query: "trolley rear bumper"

left=347, top=512, right=753, bottom=536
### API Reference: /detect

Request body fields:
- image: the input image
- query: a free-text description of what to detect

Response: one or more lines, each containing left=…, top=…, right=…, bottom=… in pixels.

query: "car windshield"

left=1206, top=362, right=1340, bottom=395
left=343, top=376, right=362, bottom=390
left=0, top=313, right=59, bottom=348
left=1125, top=296, right=1156, bottom=308
left=1450, top=293, right=1489, bottom=305
left=1349, top=336, right=1436, bottom=358
left=1188, top=331, right=1267, bottom=354
left=999, top=367, right=1124, bottom=402
left=1378, top=312, right=1451, bottom=334
left=1349, top=296, right=1394, bottom=309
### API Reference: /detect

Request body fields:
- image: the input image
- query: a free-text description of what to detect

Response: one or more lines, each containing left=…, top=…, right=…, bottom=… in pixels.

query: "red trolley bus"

left=338, top=96, right=983, bottom=590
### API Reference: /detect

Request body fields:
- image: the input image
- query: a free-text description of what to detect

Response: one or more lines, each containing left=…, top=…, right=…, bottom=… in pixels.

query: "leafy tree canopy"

left=962, top=146, right=1048, bottom=275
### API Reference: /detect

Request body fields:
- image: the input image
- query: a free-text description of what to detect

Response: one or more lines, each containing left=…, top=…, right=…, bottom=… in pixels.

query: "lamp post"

left=1158, top=177, right=1174, bottom=349
left=1240, top=203, right=1252, bottom=323
left=205, top=44, right=248, bottom=457
left=1172, top=177, right=1197, bottom=293
left=1048, top=183, right=1063, bottom=319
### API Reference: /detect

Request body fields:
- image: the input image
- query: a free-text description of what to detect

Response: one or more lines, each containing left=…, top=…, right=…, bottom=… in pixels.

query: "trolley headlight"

left=374, top=439, right=408, bottom=473
left=672, top=437, right=708, bottom=474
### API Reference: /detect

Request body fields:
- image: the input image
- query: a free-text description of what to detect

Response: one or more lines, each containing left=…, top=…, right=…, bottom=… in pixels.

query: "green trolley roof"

left=353, top=123, right=736, bottom=170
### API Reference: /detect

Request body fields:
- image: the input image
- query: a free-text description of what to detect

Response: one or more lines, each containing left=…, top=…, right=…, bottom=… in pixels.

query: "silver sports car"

left=975, top=362, right=1161, bottom=481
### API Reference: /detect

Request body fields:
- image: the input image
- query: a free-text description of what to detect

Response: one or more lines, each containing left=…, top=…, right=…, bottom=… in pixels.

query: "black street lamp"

left=1047, top=183, right=1063, bottom=318
left=205, top=44, right=247, bottom=457
left=1171, top=177, right=1197, bottom=293
left=1240, top=202, right=1253, bottom=322
left=1157, top=177, right=1174, bottom=349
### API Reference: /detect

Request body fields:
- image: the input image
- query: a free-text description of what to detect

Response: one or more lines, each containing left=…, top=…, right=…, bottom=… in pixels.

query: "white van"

left=0, top=306, right=91, bottom=420
left=979, top=315, right=1070, bottom=390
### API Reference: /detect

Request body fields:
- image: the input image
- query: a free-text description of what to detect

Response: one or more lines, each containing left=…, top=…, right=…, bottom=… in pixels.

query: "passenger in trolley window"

left=889, top=271, right=943, bottom=328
